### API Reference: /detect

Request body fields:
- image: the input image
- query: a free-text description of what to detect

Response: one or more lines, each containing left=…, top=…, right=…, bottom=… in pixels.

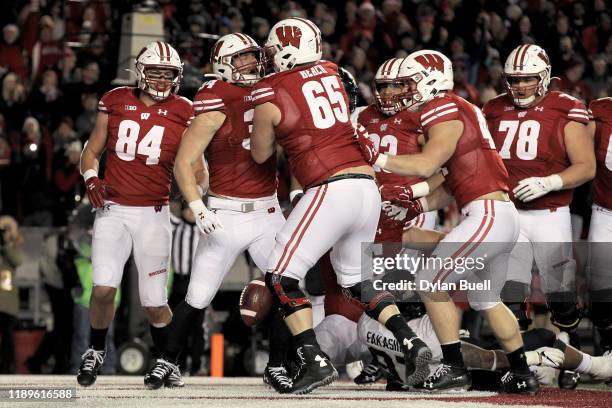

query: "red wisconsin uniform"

left=358, top=105, right=424, bottom=242
left=483, top=91, right=589, bottom=210
left=589, top=98, right=612, bottom=210
left=98, top=87, right=193, bottom=206
left=193, top=79, right=277, bottom=198
left=420, top=92, right=508, bottom=209
left=251, top=60, right=366, bottom=188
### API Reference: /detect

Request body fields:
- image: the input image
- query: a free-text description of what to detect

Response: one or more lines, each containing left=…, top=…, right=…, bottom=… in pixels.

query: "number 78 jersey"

left=98, top=87, right=193, bottom=206
left=483, top=91, right=589, bottom=210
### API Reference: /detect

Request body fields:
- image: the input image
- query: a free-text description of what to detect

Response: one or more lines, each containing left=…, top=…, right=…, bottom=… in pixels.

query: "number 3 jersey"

left=588, top=98, right=612, bottom=210
left=193, top=79, right=277, bottom=199
left=483, top=91, right=589, bottom=210
left=98, top=87, right=193, bottom=206
left=251, top=60, right=367, bottom=189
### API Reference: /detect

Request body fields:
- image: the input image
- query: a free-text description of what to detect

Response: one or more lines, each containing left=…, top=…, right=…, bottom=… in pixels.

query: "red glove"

left=381, top=198, right=425, bottom=223
left=85, top=176, right=109, bottom=208
left=354, top=124, right=380, bottom=165
left=380, top=185, right=415, bottom=206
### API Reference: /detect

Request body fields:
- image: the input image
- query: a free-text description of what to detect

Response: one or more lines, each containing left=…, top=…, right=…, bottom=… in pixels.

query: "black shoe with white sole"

left=413, top=363, right=471, bottom=392
left=354, top=360, right=384, bottom=385
left=144, top=358, right=179, bottom=390
left=283, top=345, right=338, bottom=395
left=501, top=370, right=539, bottom=395
left=402, top=337, right=433, bottom=386
left=263, top=364, right=293, bottom=392
left=77, top=348, right=106, bottom=387
left=164, top=364, right=185, bottom=388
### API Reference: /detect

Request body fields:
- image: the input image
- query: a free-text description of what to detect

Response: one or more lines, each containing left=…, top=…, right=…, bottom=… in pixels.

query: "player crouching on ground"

left=77, top=41, right=192, bottom=388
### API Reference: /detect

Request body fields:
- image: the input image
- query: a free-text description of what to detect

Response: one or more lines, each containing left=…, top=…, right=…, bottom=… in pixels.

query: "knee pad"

left=501, top=281, right=532, bottom=330
left=469, top=300, right=500, bottom=311
left=346, top=281, right=396, bottom=321
left=265, top=273, right=311, bottom=317
left=547, top=291, right=582, bottom=332
left=589, top=289, right=612, bottom=330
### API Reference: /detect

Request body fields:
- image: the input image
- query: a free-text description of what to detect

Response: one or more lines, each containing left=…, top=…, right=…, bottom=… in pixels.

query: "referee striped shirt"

left=170, top=214, right=200, bottom=276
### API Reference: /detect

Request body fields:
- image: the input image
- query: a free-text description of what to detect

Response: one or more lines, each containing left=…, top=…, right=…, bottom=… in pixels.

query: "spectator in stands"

left=0, top=214, right=23, bottom=374
left=63, top=60, right=101, bottom=118
left=52, top=140, right=82, bottom=226
left=30, top=16, right=66, bottom=83
left=75, top=92, right=97, bottom=141
left=51, top=117, right=77, bottom=154
left=453, top=56, right=480, bottom=105
left=560, top=57, right=592, bottom=101
left=29, top=69, right=64, bottom=130
left=0, top=72, right=27, bottom=133
left=586, top=55, right=611, bottom=99
left=0, top=24, right=27, bottom=80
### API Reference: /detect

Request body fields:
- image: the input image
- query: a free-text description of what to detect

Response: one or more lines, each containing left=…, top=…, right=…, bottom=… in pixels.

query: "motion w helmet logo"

left=275, top=26, right=302, bottom=48
left=415, top=54, right=445, bottom=72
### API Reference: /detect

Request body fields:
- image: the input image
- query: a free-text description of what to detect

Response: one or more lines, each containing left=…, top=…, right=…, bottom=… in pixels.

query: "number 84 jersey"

left=483, top=91, right=589, bottom=210
left=98, top=87, right=193, bottom=206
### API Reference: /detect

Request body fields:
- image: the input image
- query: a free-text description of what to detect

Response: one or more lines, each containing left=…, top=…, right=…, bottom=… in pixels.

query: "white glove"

left=526, top=347, right=565, bottom=368
left=513, top=175, right=563, bottom=202
left=530, top=365, right=556, bottom=386
left=189, top=199, right=223, bottom=234
left=382, top=201, right=407, bottom=221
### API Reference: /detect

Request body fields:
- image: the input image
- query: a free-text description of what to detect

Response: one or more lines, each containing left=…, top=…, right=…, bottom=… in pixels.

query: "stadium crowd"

left=0, top=0, right=610, bottom=226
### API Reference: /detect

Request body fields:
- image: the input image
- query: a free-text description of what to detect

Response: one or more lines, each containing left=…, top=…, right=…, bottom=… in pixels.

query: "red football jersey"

left=357, top=105, right=423, bottom=188
left=193, top=79, right=277, bottom=198
left=483, top=91, right=589, bottom=210
left=589, top=98, right=612, bottom=210
left=98, top=87, right=193, bottom=206
left=251, top=61, right=367, bottom=188
left=420, top=92, right=509, bottom=210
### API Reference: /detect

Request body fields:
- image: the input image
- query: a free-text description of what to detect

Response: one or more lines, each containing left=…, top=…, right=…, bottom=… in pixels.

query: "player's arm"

left=377, top=120, right=463, bottom=178
left=191, top=153, right=209, bottom=197
left=251, top=102, right=281, bottom=164
left=174, top=111, right=224, bottom=203
left=80, top=112, right=110, bottom=208
left=514, top=120, right=595, bottom=202
left=558, top=121, right=596, bottom=188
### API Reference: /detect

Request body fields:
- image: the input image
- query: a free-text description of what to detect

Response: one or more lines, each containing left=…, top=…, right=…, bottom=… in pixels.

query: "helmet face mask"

left=212, top=34, right=263, bottom=86
left=373, top=58, right=404, bottom=115
left=135, top=41, right=183, bottom=101
left=503, top=44, right=551, bottom=108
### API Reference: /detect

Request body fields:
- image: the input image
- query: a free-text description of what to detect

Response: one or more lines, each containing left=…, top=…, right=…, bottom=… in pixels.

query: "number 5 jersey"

left=483, top=91, right=589, bottom=210
left=98, top=86, right=193, bottom=206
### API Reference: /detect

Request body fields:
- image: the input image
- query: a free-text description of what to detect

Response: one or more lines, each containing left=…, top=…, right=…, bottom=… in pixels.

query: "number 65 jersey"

left=483, top=91, right=589, bottom=210
left=98, top=86, right=193, bottom=206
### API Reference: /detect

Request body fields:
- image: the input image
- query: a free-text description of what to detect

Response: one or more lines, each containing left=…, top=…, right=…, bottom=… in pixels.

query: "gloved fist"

left=85, top=176, right=108, bottom=208
left=381, top=185, right=415, bottom=206
left=354, top=124, right=380, bottom=165
left=189, top=200, right=223, bottom=234
left=513, top=175, right=563, bottom=202
left=536, top=347, right=565, bottom=368
left=381, top=198, right=424, bottom=223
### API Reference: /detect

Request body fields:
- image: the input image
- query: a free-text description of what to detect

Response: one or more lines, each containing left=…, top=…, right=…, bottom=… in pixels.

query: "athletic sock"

left=268, top=310, right=291, bottom=366
left=384, top=314, right=418, bottom=344
left=293, top=329, right=317, bottom=347
left=575, top=353, right=593, bottom=374
left=90, top=327, right=108, bottom=351
left=150, top=324, right=169, bottom=359
left=506, top=346, right=530, bottom=374
left=164, top=301, right=202, bottom=363
left=441, top=341, right=465, bottom=367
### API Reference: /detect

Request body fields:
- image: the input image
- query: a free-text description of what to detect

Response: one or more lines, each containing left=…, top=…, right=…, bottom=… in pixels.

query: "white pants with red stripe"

left=588, top=204, right=612, bottom=290
left=92, top=204, right=171, bottom=307
left=186, top=195, right=285, bottom=309
left=507, top=206, right=575, bottom=294
left=268, top=178, right=381, bottom=287
left=416, top=199, right=519, bottom=309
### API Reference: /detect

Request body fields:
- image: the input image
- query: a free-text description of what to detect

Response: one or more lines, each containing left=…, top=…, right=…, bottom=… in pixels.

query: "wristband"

left=188, top=199, right=207, bottom=215
left=547, top=174, right=563, bottom=191
left=410, top=181, right=430, bottom=199
left=417, top=197, right=429, bottom=213
left=374, top=153, right=388, bottom=169
left=289, top=189, right=304, bottom=202
left=82, top=169, right=98, bottom=182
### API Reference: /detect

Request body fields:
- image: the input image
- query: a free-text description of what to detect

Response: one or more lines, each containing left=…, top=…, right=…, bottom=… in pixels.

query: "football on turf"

left=239, top=277, right=272, bottom=326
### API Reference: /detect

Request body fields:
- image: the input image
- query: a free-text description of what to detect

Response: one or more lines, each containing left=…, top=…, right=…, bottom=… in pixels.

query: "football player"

left=482, top=45, right=595, bottom=341
left=365, top=50, right=538, bottom=394
left=250, top=17, right=432, bottom=394
left=141, top=33, right=292, bottom=391
left=586, top=98, right=612, bottom=359
left=77, top=41, right=193, bottom=387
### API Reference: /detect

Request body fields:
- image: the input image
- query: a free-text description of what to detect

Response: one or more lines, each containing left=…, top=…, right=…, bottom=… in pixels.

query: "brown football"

left=239, top=276, right=273, bottom=326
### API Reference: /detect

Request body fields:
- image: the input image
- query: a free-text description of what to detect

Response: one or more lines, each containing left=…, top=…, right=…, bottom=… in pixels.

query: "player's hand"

left=381, top=199, right=424, bottom=222
left=380, top=185, right=414, bottom=206
left=513, top=175, right=563, bottom=202
left=354, top=124, right=380, bottom=165
left=536, top=347, right=565, bottom=368
left=189, top=200, right=223, bottom=234
left=85, top=176, right=108, bottom=208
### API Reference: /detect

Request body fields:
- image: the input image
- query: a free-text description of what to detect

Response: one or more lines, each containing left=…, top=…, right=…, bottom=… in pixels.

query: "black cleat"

left=558, top=370, right=580, bottom=390
left=164, top=364, right=185, bottom=388
left=386, top=372, right=410, bottom=392
left=402, top=337, right=433, bottom=386
left=263, top=364, right=293, bottom=392
left=501, top=370, right=539, bottom=395
left=77, top=348, right=105, bottom=387
left=354, top=360, right=384, bottom=385
left=144, top=358, right=179, bottom=390
left=283, top=345, right=338, bottom=395
left=414, top=363, right=471, bottom=392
